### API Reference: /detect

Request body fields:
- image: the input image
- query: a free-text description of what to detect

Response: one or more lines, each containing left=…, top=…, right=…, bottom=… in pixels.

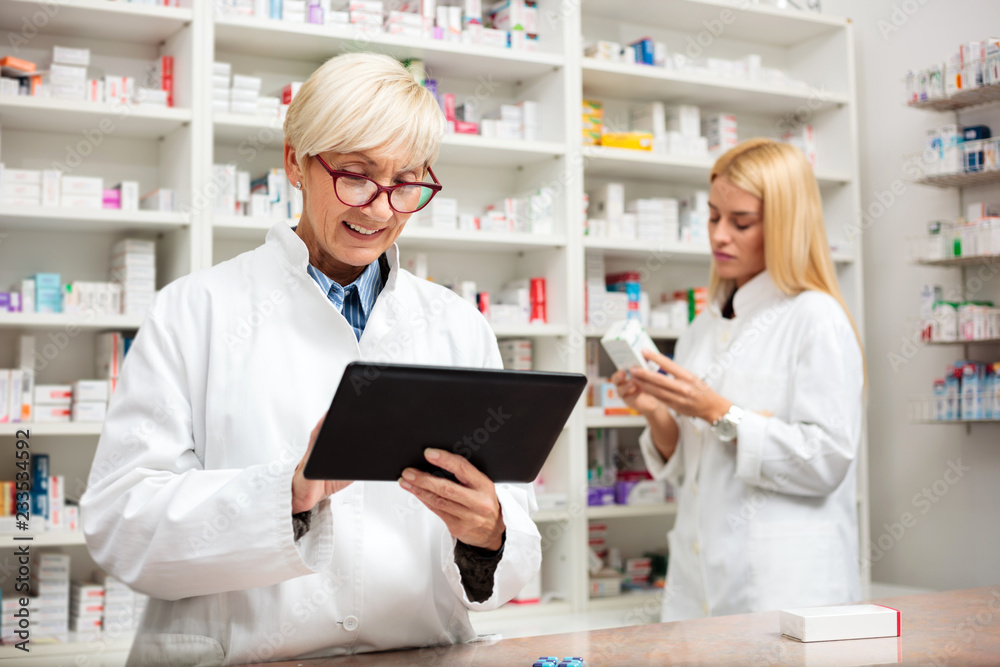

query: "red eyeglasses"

left=314, top=154, right=442, bottom=214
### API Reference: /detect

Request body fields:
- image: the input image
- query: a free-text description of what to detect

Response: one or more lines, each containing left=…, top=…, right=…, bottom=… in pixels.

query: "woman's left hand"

left=400, top=448, right=505, bottom=551
left=630, top=349, right=732, bottom=424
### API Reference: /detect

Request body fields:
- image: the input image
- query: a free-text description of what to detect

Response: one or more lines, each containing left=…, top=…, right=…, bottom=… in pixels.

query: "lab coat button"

left=691, top=481, right=698, bottom=495
left=693, top=541, right=700, bottom=555
left=342, top=615, right=359, bottom=632
left=702, top=602, right=709, bottom=615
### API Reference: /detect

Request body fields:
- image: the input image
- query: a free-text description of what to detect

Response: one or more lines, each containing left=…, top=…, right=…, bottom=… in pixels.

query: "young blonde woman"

left=613, top=138, right=865, bottom=621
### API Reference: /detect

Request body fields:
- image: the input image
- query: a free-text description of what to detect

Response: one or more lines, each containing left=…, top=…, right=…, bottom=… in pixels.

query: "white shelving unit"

left=907, top=71, right=1000, bottom=430
left=0, top=0, right=866, bottom=655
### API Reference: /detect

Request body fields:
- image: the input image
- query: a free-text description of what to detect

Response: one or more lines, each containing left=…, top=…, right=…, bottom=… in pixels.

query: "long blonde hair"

left=710, top=138, right=864, bottom=360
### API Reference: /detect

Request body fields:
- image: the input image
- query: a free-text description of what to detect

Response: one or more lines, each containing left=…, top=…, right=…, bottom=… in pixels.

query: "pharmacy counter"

left=248, top=587, right=1000, bottom=666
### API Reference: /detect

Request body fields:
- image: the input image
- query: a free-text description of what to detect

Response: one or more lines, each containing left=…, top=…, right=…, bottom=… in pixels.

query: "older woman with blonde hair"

left=82, top=52, right=541, bottom=665
left=614, top=138, right=865, bottom=621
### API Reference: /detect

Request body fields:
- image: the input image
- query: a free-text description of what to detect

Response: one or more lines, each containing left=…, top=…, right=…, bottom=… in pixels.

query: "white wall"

left=822, top=0, right=1000, bottom=589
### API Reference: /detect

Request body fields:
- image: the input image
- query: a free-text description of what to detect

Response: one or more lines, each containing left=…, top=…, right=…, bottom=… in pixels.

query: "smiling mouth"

left=343, top=221, right=384, bottom=236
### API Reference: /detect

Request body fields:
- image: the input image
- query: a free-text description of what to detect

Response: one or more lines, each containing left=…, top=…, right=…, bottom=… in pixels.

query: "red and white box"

left=780, top=604, right=901, bottom=642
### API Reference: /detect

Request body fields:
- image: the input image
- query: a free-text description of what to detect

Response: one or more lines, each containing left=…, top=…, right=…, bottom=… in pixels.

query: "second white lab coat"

left=80, top=222, right=541, bottom=665
left=640, top=270, right=864, bottom=622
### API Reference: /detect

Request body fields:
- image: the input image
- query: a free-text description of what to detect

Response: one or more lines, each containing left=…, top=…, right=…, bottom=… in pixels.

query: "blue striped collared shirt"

left=306, top=260, right=383, bottom=341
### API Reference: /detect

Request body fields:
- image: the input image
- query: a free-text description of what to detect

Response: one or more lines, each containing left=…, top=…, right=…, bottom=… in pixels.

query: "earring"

left=295, top=181, right=302, bottom=190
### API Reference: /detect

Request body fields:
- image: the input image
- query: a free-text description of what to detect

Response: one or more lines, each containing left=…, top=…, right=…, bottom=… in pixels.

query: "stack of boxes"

left=95, top=571, right=146, bottom=636
left=34, top=273, right=62, bottom=314
left=48, top=46, right=89, bottom=102
left=111, top=239, right=156, bottom=317
left=782, top=124, right=817, bottom=169
left=661, top=104, right=706, bottom=157
left=426, top=197, right=458, bottom=230
left=211, top=61, right=231, bottom=113
left=62, top=176, right=104, bottom=210
left=479, top=101, right=537, bottom=141
left=248, top=167, right=300, bottom=219
left=30, top=552, right=71, bottom=643
left=72, top=379, right=110, bottom=423
left=34, top=385, right=72, bottom=424
left=70, top=582, right=105, bottom=637
left=230, top=73, right=263, bottom=116
left=582, top=99, right=603, bottom=146
left=498, top=339, right=532, bottom=371
left=350, top=0, right=385, bottom=32
left=2, top=168, right=43, bottom=207
left=679, top=190, right=710, bottom=246
left=703, top=113, right=738, bottom=155
left=0, top=166, right=141, bottom=210
left=96, top=332, right=131, bottom=393
left=625, top=198, right=679, bottom=243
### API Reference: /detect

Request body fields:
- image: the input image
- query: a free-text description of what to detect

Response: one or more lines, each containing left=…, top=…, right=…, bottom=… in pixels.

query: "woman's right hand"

left=611, top=369, right=663, bottom=417
left=291, top=413, right=353, bottom=514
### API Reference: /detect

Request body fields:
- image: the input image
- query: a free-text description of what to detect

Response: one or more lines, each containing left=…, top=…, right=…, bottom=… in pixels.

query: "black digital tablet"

left=303, top=362, right=587, bottom=483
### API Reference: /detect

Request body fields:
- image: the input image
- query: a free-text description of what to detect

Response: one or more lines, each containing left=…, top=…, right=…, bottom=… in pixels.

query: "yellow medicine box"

left=600, top=132, right=654, bottom=151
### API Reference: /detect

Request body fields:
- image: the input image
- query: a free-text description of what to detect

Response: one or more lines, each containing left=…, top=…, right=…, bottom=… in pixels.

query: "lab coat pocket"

left=747, top=520, right=836, bottom=613
left=126, top=633, right=225, bottom=667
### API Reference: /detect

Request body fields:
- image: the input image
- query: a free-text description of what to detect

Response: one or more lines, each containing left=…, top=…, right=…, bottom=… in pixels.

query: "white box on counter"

left=780, top=604, right=900, bottom=642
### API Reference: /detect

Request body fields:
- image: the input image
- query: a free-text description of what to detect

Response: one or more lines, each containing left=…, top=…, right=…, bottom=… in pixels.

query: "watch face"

left=717, top=418, right=738, bottom=441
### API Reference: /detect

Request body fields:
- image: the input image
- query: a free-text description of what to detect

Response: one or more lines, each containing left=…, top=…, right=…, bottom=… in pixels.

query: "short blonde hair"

left=283, top=52, right=443, bottom=173
left=710, top=138, right=864, bottom=360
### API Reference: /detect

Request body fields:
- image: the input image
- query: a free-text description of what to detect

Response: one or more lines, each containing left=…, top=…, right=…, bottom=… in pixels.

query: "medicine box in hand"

left=600, top=319, right=660, bottom=373
left=780, top=604, right=900, bottom=642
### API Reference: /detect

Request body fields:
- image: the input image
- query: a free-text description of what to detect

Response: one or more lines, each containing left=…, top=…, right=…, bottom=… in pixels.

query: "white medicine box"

left=780, top=604, right=900, bottom=642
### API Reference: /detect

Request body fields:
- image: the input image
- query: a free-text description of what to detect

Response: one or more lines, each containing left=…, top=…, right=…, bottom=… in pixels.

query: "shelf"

left=583, top=235, right=710, bottom=261
left=400, top=227, right=567, bottom=252
left=582, top=326, right=685, bottom=341
left=585, top=413, right=647, bottom=429
left=491, top=323, right=568, bottom=337
left=915, top=170, right=1000, bottom=188
left=581, top=146, right=850, bottom=188
left=587, top=503, right=677, bottom=520
left=469, top=600, right=573, bottom=623
left=914, top=419, right=1000, bottom=425
left=532, top=509, right=572, bottom=523
left=0, top=422, right=104, bottom=437
left=922, top=338, right=1000, bottom=346
left=0, top=0, right=192, bottom=43
left=582, top=0, right=846, bottom=48
left=587, top=589, right=663, bottom=612
left=438, top=135, right=566, bottom=167
left=214, top=216, right=294, bottom=241
left=213, top=114, right=567, bottom=167
left=214, top=15, right=563, bottom=81
left=582, top=59, right=849, bottom=115
left=0, top=207, right=189, bottom=234
left=907, top=82, right=1000, bottom=112
left=0, top=96, right=191, bottom=140
left=0, top=632, right=134, bottom=658
left=915, top=254, right=1000, bottom=268
left=0, top=531, right=86, bottom=548
left=0, top=313, right=145, bottom=330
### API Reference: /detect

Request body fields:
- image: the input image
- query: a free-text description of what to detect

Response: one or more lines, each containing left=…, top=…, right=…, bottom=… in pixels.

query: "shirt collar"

left=268, top=221, right=400, bottom=298
left=731, top=270, right=787, bottom=319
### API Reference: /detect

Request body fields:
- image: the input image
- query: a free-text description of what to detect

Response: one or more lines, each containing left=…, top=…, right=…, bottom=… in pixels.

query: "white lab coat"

left=81, top=222, right=541, bottom=665
left=640, top=270, right=864, bottom=622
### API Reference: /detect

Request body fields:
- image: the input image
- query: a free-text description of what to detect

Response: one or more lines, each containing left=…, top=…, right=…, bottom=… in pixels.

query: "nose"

left=710, top=220, right=731, bottom=247
left=361, top=190, right=393, bottom=222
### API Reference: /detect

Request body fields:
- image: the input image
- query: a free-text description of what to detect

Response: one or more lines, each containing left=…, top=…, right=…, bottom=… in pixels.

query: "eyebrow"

left=334, top=154, right=424, bottom=177
left=708, top=203, right=760, bottom=216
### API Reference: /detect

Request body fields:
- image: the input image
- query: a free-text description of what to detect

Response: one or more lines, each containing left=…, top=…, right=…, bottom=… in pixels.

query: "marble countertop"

left=248, top=586, right=1000, bottom=666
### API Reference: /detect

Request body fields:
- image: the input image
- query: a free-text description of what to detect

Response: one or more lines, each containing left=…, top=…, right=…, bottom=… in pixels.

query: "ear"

left=284, top=142, right=304, bottom=188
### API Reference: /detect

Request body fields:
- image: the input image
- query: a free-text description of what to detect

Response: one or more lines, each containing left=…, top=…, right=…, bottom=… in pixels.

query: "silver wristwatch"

left=711, top=405, right=744, bottom=442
